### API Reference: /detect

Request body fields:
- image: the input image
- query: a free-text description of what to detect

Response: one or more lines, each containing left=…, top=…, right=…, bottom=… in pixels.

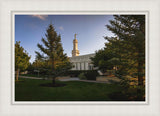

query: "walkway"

left=19, top=76, right=43, bottom=80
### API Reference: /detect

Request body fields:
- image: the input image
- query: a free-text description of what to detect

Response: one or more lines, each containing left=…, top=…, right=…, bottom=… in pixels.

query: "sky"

left=15, top=15, right=114, bottom=63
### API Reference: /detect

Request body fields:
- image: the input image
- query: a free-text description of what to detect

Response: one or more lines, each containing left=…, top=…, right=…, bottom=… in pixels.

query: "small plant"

left=78, top=73, right=86, bottom=80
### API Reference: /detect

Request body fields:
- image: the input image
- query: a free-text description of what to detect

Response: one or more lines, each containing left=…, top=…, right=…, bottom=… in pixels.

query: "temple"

left=69, top=34, right=95, bottom=70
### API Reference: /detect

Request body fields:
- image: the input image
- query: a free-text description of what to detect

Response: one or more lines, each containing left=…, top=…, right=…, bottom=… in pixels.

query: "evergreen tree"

left=35, top=24, right=72, bottom=85
left=91, top=48, right=116, bottom=73
left=15, top=41, right=30, bottom=81
left=92, top=15, right=145, bottom=86
left=91, top=15, right=145, bottom=100
left=106, top=15, right=145, bottom=86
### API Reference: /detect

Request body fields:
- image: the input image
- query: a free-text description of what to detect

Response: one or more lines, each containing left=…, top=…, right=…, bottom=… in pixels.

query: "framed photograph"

left=13, top=12, right=147, bottom=104
left=0, top=0, right=160, bottom=116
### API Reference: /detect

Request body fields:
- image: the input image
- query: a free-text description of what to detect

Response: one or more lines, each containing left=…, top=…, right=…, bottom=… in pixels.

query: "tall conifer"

left=15, top=41, right=30, bottom=81
left=35, top=24, right=71, bottom=85
left=106, top=15, right=145, bottom=86
left=92, top=15, right=145, bottom=86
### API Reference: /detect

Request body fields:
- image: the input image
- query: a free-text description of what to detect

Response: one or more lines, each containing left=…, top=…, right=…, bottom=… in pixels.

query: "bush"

left=78, top=73, right=86, bottom=80
left=67, top=70, right=99, bottom=80
left=67, top=70, right=94, bottom=77
left=85, top=70, right=99, bottom=80
left=67, top=70, right=84, bottom=77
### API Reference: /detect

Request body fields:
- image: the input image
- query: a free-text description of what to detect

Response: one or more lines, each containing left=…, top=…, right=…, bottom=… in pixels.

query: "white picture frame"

left=0, top=0, right=160, bottom=116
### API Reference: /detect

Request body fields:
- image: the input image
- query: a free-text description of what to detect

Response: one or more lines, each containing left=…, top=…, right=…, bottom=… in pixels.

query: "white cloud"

left=31, top=15, right=48, bottom=20
left=59, top=26, right=64, bottom=31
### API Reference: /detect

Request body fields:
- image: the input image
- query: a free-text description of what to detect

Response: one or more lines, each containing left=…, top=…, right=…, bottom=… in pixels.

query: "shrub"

left=66, top=70, right=81, bottom=77
left=85, top=70, right=99, bottom=80
left=67, top=70, right=93, bottom=77
left=78, top=73, right=86, bottom=80
left=66, top=70, right=99, bottom=80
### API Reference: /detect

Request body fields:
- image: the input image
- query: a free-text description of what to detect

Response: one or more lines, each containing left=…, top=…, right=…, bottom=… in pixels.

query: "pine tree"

left=35, top=24, right=72, bottom=85
left=92, top=15, right=145, bottom=86
left=15, top=41, right=30, bottom=81
left=106, top=15, right=145, bottom=86
left=91, top=15, right=145, bottom=100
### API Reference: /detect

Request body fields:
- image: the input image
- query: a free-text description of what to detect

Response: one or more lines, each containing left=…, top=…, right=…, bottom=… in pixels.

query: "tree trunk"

left=137, top=52, right=144, bottom=86
left=52, top=77, right=56, bottom=85
left=138, top=64, right=143, bottom=86
left=16, top=69, right=19, bottom=81
left=137, top=49, right=145, bottom=100
left=51, top=58, right=56, bottom=85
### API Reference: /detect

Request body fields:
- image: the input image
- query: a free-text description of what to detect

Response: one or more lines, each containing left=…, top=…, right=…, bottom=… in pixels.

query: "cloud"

left=59, top=26, right=64, bottom=31
left=31, top=15, right=48, bottom=20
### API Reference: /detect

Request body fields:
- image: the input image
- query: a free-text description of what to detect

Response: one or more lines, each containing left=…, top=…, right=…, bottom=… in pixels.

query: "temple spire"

left=74, top=33, right=77, bottom=39
left=72, top=34, right=79, bottom=57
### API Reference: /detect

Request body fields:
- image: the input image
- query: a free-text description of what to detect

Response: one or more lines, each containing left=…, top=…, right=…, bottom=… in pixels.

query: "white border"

left=12, top=11, right=148, bottom=105
left=0, top=0, right=160, bottom=116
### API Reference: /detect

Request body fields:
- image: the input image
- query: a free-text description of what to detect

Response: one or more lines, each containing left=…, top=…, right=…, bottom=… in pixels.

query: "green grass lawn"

left=20, top=74, right=43, bottom=77
left=15, top=78, right=123, bottom=101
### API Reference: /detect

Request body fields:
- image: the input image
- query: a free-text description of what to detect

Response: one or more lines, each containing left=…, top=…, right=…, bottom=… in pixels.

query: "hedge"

left=67, top=70, right=99, bottom=80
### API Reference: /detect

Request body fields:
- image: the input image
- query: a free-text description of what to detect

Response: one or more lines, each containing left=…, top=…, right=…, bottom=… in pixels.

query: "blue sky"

left=15, top=15, right=114, bottom=63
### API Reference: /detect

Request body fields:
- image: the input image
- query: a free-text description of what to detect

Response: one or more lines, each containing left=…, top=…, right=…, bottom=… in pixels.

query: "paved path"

left=78, top=80, right=108, bottom=83
left=19, top=76, right=109, bottom=83
left=59, top=77, right=80, bottom=81
left=59, top=77, right=107, bottom=83
left=19, top=76, right=44, bottom=80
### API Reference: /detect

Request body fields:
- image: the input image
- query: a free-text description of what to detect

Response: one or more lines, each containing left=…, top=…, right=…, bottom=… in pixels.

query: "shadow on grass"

left=39, top=83, right=66, bottom=87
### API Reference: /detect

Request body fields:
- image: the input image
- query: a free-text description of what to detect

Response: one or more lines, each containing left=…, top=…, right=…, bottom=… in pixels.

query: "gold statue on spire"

left=74, top=33, right=77, bottom=39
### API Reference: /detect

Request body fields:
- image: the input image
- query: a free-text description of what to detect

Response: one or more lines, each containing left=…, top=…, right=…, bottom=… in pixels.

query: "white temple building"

left=69, top=34, right=95, bottom=70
